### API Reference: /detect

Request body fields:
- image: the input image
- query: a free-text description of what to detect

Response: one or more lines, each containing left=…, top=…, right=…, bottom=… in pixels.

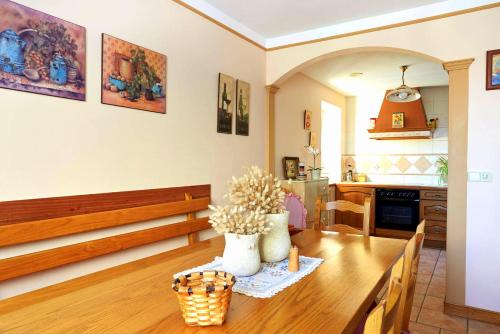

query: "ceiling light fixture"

left=386, top=65, right=421, bottom=103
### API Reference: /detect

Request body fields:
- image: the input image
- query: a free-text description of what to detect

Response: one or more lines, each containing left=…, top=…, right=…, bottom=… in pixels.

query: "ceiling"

left=203, top=0, right=444, bottom=38
left=179, top=0, right=499, bottom=48
left=301, top=51, right=448, bottom=96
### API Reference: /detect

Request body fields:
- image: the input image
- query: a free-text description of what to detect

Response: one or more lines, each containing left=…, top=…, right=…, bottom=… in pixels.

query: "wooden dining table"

left=0, top=230, right=406, bottom=334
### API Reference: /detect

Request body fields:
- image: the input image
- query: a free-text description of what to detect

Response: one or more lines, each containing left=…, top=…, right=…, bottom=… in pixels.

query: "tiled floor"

left=408, top=248, right=500, bottom=334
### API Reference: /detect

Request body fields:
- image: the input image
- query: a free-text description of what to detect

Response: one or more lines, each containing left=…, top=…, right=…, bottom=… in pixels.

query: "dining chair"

left=314, top=197, right=371, bottom=236
left=363, top=278, right=404, bottom=334
left=284, top=192, right=307, bottom=229
left=399, top=220, right=426, bottom=332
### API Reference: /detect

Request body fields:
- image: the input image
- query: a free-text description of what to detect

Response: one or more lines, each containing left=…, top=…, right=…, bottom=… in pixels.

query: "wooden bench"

left=0, top=185, right=211, bottom=282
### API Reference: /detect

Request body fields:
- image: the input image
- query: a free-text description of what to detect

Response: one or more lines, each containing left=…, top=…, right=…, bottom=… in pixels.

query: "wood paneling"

left=0, top=185, right=210, bottom=226
left=0, top=217, right=210, bottom=282
left=0, top=231, right=406, bottom=333
left=0, top=197, right=209, bottom=247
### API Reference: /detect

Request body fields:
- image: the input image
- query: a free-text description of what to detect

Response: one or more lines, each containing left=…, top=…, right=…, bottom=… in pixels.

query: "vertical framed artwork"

left=309, top=132, right=317, bottom=146
left=101, top=34, right=167, bottom=113
left=235, top=79, right=250, bottom=136
left=282, top=157, right=300, bottom=179
left=217, top=73, right=234, bottom=134
left=0, top=0, right=86, bottom=100
left=304, top=110, right=311, bottom=130
left=392, top=112, right=404, bottom=128
left=486, top=49, right=500, bottom=90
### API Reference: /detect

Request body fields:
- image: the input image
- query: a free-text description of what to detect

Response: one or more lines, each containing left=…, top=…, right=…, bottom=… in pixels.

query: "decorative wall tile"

left=396, top=157, right=412, bottom=173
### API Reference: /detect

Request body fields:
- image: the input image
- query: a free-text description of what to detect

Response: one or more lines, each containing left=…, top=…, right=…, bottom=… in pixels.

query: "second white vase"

left=260, top=211, right=291, bottom=262
left=222, top=233, right=261, bottom=276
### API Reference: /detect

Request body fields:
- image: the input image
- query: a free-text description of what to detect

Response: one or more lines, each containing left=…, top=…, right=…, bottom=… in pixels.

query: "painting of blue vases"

left=0, top=0, right=86, bottom=100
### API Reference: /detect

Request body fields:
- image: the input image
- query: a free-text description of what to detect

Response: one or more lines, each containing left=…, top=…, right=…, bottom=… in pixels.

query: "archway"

left=265, top=47, right=473, bottom=309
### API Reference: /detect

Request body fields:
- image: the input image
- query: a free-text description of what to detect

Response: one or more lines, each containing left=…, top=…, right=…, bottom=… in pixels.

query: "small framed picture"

left=309, top=132, right=317, bottom=146
left=486, top=49, right=500, bottom=90
left=282, top=157, right=300, bottom=179
left=304, top=110, right=311, bottom=130
left=392, top=112, right=404, bottom=128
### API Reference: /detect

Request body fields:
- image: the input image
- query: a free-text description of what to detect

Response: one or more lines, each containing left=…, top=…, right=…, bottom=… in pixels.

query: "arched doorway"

left=265, top=47, right=473, bottom=308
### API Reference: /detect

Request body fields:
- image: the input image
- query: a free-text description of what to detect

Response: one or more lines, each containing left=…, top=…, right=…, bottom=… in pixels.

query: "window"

left=321, top=101, right=342, bottom=182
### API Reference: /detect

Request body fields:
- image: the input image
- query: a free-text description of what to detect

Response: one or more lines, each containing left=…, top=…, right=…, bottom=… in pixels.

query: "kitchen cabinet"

left=282, top=178, right=329, bottom=228
left=419, top=190, right=447, bottom=244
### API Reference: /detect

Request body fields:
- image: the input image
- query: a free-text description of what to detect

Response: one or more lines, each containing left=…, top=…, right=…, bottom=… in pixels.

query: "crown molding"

left=443, top=59, right=475, bottom=72
left=265, top=85, right=280, bottom=94
left=172, top=0, right=500, bottom=52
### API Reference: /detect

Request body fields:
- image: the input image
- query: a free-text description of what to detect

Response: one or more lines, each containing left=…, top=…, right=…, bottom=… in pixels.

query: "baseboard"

left=444, top=301, right=500, bottom=326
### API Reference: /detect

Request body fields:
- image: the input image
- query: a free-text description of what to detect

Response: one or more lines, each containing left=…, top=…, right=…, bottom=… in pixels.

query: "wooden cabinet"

left=419, top=190, right=447, bottom=245
left=282, top=178, right=329, bottom=228
left=333, top=185, right=375, bottom=234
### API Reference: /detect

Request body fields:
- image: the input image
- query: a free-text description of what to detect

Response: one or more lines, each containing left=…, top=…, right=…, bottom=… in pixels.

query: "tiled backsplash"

left=342, top=154, right=448, bottom=185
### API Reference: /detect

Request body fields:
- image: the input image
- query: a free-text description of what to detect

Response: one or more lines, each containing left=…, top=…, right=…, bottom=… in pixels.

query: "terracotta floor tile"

left=418, top=308, right=467, bottom=333
left=427, top=281, right=446, bottom=298
left=417, top=273, right=433, bottom=284
left=468, top=319, right=500, bottom=334
left=416, top=282, right=429, bottom=295
left=419, top=262, right=436, bottom=275
left=411, top=305, right=421, bottom=321
left=430, top=276, right=446, bottom=286
left=440, top=330, right=461, bottom=334
left=413, top=293, right=425, bottom=307
left=422, top=295, right=444, bottom=311
left=409, top=321, right=440, bottom=334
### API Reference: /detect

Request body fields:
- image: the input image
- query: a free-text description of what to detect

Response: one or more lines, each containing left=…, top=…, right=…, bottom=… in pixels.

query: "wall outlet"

left=468, top=171, right=493, bottom=182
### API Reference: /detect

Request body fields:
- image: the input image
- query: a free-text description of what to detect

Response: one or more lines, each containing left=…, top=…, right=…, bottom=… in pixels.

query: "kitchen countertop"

left=333, top=182, right=447, bottom=191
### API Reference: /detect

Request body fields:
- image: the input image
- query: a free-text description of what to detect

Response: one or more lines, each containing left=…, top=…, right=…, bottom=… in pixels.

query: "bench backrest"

left=0, top=185, right=211, bottom=281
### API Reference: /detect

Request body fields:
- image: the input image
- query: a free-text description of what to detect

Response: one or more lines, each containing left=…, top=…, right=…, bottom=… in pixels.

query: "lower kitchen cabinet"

left=420, top=190, right=447, bottom=246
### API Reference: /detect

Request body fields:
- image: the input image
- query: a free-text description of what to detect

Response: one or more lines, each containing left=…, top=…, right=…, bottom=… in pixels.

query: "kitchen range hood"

left=368, top=89, right=432, bottom=140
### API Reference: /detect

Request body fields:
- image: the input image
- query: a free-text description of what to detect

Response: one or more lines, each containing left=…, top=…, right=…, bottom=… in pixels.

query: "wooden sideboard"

left=332, top=183, right=447, bottom=248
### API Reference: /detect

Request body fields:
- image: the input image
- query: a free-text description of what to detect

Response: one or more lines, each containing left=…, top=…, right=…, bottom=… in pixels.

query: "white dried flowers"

left=208, top=166, right=285, bottom=235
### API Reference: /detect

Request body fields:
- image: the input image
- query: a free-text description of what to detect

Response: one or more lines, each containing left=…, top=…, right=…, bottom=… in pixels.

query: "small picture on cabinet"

left=0, top=0, right=86, bottom=100
left=101, top=34, right=167, bottom=113
left=236, top=79, right=250, bottom=136
left=392, top=112, right=404, bottom=128
left=486, top=49, right=500, bottom=90
left=283, top=156, right=300, bottom=179
left=217, top=73, right=234, bottom=134
left=304, top=110, right=311, bottom=130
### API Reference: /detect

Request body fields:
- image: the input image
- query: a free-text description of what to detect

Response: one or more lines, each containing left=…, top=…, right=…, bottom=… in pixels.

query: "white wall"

left=274, top=73, right=346, bottom=179
left=344, top=86, right=449, bottom=185
left=266, top=7, right=500, bottom=312
left=0, top=0, right=266, bottom=299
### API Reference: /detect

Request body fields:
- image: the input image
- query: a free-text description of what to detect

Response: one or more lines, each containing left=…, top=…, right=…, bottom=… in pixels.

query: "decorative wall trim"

left=444, top=302, right=500, bottom=326
left=265, top=85, right=280, bottom=174
left=443, top=58, right=475, bottom=71
left=171, top=1, right=500, bottom=51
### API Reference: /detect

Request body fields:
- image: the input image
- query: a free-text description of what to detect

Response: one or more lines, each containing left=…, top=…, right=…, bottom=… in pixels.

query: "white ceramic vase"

left=260, top=211, right=291, bottom=262
left=222, top=233, right=261, bottom=277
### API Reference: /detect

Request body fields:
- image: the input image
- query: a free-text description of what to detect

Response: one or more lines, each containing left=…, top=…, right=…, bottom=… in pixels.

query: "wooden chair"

left=0, top=185, right=212, bottom=282
left=314, top=197, right=371, bottom=236
left=399, top=220, right=426, bottom=332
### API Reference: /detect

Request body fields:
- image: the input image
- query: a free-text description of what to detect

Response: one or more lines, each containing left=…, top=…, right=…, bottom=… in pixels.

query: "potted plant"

left=436, top=156, right=448, bottom=185
left=305, top=145, right=322, bottom=180
left=227, top=166, right=289, bottom=263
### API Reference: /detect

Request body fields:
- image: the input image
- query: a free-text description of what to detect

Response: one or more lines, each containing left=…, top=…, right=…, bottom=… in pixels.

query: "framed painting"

left=392, top=112, right=404, bottom=128
left=236, top=79, right=250, bottom=136
left=282, top=156, right=300, bottom=179
left=304, top=110, right=311, bottom=130
left=486, top=49, right=500, bottom=90
left=309, top=132, right=317, bottom=146
left=0, top=0, right=86, bottom=100
left=217, top=73, right=234, bottom=134
left=101, top=34, right=167, bottom=113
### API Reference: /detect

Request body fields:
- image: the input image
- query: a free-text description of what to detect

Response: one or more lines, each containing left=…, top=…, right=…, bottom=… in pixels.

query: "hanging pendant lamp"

left=386, top=65, right=421, bottom=103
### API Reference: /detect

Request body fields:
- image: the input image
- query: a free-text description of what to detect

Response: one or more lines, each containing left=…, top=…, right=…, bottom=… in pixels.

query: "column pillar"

left=265, top=85, right=279, bottom=175
left=442, top=58, right=474, bottom=307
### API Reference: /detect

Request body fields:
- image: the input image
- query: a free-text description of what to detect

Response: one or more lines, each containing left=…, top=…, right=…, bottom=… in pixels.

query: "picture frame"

left=101, top=34, right=167, bottom=113
left=392, top=112, right=404, bottom=128
left=0, top=0, right=86, bottom=101
left=282, top=156, right=300, bottom=179
left=309, top=131, right=317, bottom=146
left=486, top=49, right=500, bottom=90
left=217, top=73, right=234, bottom=134
left=304, top=110, right=311, bottom=130
left=235, top=79, right=250, bottom=135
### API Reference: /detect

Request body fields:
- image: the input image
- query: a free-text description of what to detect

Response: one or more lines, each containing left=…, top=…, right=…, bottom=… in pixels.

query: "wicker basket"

left=172, top=271, right=236, bottom=326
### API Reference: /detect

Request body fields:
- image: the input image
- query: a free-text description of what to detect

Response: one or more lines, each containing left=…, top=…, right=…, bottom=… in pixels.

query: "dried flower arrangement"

left=208, top=166, right=285, bottom=235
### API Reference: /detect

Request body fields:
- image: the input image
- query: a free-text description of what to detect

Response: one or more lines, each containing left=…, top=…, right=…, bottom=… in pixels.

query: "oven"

left=375, top=188, right=420, bottom=231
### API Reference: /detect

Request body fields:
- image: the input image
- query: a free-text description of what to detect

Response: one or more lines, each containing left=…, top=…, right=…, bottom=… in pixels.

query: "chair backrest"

left=284, top=192, right=307, bottom=229
left=0, top=185, right=211, bottom=282
left=314, top=197, right=371, bottom=236
left=400, top=220, right=426, bottom=331
left=364, top=277, right=404, bottom=334
left=364, top=300, right=386, bottom=334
